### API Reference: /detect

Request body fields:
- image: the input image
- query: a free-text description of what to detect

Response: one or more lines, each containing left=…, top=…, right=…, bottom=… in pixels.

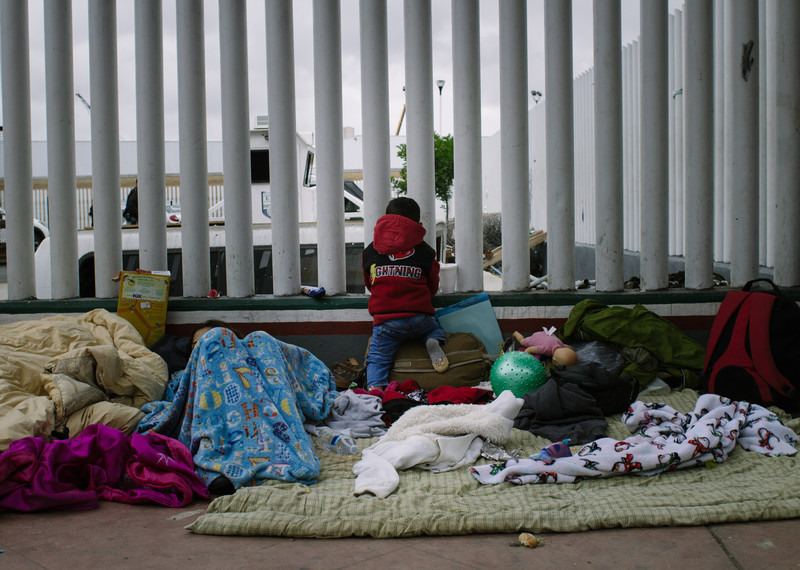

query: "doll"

left=512, top=327, right=578, bottom=367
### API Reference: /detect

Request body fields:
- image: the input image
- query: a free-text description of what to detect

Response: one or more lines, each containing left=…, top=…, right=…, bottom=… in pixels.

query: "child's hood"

left=372, top=214, right=427, bottom=255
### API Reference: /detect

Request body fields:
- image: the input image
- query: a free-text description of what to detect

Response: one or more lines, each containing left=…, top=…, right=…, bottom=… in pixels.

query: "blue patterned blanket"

left=137, top=328, right=336, bottom=488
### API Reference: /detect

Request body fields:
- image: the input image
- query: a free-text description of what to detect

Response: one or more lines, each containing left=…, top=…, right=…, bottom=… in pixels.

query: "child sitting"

left=362, top=197, right=448, bottom=389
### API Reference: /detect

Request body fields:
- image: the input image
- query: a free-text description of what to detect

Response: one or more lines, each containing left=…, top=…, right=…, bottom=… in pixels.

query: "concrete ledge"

left=3, top=285, right=797, bottom=317
left=3, top=287, right=797, bottom=367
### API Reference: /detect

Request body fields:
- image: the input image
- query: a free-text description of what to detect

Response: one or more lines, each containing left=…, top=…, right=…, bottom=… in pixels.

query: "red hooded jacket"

left=362, top=214, right=440, bottom=324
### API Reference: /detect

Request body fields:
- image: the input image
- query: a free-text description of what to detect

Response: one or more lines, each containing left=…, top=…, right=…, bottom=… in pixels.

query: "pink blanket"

left=0, top=424, right=208, bottom=511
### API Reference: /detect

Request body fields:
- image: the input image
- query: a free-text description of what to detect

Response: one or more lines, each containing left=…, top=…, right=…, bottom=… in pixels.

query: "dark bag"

left=548, top=363, right=636, bottom=415
left=703, top=278, right=800, bottom=412
left=388, top=332, right=492, bottom=390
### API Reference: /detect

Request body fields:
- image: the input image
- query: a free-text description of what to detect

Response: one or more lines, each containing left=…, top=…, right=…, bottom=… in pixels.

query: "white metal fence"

left=1, top=0, right=798, bottom=301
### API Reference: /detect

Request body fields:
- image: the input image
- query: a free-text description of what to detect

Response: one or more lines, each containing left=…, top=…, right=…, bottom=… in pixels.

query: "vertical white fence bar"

left=571, top=73, right=579, bottom=243
left=452, top=0, right=484, bottom=292
left=576, top=72, right=582, bottom=247
left=359, top=0, right=391, bottom=247
left=621, top=47, right=627, bottom=250
left=721, top=9, right=733, bottom=264
left=640, top=0, right=669, bottom=291
left=176, top=0, right=211, bottom=297
left=572, top=74, right=580, bottom=243
left=713, top=0, right=725, bottom=263
left=581, top=72, right=590, bottom=245
left=219, top=0, right=254, bottom=297
left=136, top=0, right=168, bottom=271
left=620, top=46, right=633, bottom=249
left=44, top=0, right=79, bottom=299
left=725, top=0, right=759, bottom=286
left=593, top=0, right=624, bottom=291
left=1, top=0, right=35, bottom=299
left=673, top=10, right=684, bottom=256
left=267, top=0, right=301, bottom=295
left=768, top=0, right=800, bottom=286
left=88, top=0, right=122, bottom=298
left=313, top=0, right=346, bottom=295
left=632, top=40, right=641, bottom=254
left=758, top=0, right=768, bottom=266
left=683, top=0, right=714, bottom=289
left=404, top=0, right=436, bottom=248
left=499, top=0, right=530, bottom=291
left=531, top=104, right=547, bottom=233
left=667, top=14, right=676, bottom=255
left=623, top=45, right=631, bottom=251
left=588, top=69, right=595, bottom=245
left=544, top=0, right=574, bottom=291
left=577, top=72, right=586, bottom=246
left=583, top=72, right=591, bottom=245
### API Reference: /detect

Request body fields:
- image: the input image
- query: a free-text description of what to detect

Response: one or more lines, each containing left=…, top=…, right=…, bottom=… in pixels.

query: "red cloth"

left=382, top=379, right=491, bottom=405
left=0, top=424, right=208, bottom=512
left=427, top=386, right=493, bottom=405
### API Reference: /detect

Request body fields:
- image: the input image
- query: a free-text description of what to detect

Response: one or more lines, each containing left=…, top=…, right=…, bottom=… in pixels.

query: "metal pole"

left=44, top=0, right=79, bottom=299
left=136, top=0, right=168, bottom=272
left=673, top=11, right=685, bottom=256
left=88, top=0, right=122, bottom=298
left=632, top=40, right=641, bottom=254
left=452, top=0, right=483, bottom=292
left=499, top=0, right=530, bottom=291
left=359, top=0, right=391, bottom=247
left=219, top=0, right=254, bottom=297
left=684, top=0, right=714, bottom=289
left=544, top=0, right=575, bottom=291
left=267, top=0, right=301, bottom=294
left=768, top=0, right=800, bottom=286
left=668, top=14, right=676, bottom=255
left=1, top=0, right=35, bottom=299
left=640, top=0, right=669, bottom=291
left=176, top=0, right=211, bottom=297
left=725, top=0, right=759, bottom=286
left=758, top=0, right=768, bottom=267
left=713, top=0, right=725, bottom=262
left=404, top=0, right=436, bottom=246
left=593, top=0, right=624, bottom=291
left=313, top=0, right=346, bottom=295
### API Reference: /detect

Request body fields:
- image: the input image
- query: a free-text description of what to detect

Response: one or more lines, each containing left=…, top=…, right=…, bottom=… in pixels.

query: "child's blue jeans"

left=365, top=314, right=446, bottom=388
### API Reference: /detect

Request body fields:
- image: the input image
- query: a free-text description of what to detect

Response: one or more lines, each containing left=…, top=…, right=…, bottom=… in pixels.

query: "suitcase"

left=387, top=332, right=492, bottom=390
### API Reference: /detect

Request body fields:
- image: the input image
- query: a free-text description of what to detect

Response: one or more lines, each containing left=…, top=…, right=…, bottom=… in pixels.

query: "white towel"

left=353, top=390, right=523, bottom=498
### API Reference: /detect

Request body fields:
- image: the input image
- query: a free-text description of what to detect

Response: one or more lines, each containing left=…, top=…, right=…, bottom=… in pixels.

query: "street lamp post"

left=436, top=79, right=445, bottom=133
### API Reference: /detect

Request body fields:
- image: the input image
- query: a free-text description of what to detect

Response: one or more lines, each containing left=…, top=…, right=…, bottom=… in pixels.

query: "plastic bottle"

left=315, top=427, right=358, bottom=455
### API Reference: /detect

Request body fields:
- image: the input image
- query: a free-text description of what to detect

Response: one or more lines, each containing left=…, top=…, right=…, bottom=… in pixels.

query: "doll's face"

left=552, top=347, right=578, bottom=367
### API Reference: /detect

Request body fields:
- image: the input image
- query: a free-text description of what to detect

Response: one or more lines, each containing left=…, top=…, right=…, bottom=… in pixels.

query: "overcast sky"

left=10, top=0, right=683, bottom=143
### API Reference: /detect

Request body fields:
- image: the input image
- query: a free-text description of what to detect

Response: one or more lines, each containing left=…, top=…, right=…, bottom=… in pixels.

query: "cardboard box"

left=115, top=270, right=171, bottom=346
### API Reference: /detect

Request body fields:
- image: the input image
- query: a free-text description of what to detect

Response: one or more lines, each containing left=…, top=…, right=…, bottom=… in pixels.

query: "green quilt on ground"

left=187, top=390, right=800, bottom=538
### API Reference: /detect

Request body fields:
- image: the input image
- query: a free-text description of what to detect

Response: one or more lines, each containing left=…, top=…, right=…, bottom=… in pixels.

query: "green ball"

left=490, top=351, right=548, bottom=397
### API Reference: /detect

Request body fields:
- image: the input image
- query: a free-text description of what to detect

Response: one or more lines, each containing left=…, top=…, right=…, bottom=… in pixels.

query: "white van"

left=34, top=221, right=368, bottom=299
left=33, top=220, right=446, bottom=299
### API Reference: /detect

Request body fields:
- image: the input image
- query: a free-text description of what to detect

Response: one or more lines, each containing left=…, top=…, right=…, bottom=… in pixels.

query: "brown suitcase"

left=387, top=332, right=492, bottom=389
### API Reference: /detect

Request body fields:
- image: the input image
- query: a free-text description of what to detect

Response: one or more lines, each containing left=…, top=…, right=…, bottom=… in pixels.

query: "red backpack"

left=703, top=279, right=800, bottom=412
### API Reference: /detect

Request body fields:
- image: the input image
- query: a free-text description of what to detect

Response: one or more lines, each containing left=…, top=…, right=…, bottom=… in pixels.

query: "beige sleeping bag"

left=0, top=308, right=168, bottom=451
